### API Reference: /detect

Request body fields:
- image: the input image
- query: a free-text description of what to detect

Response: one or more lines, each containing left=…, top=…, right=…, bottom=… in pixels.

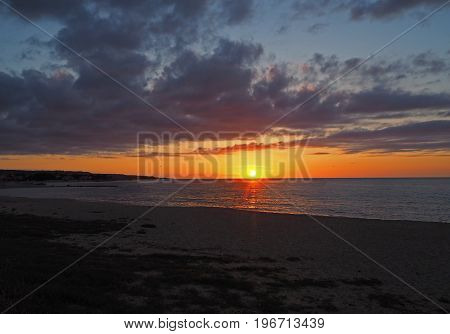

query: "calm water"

left=0, top=179, right=449, bottom=222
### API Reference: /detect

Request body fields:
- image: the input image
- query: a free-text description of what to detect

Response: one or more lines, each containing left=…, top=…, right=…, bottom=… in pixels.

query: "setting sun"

left=245, top=165, right=262, bottom=179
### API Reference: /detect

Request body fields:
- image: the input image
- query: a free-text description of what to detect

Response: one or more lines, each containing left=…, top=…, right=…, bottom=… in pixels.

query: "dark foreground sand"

left=0, top=196, right=449, bottom=313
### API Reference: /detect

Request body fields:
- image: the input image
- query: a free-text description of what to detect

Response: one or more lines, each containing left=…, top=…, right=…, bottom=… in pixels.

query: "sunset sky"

left=0, top=0, right=449, bottom=178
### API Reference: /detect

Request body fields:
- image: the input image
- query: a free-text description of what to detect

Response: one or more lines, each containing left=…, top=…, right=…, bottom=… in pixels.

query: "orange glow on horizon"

left=0, top=148, right=449, bottom=178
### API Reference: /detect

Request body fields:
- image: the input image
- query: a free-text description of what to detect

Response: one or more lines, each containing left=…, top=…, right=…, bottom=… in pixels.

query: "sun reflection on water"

left=239, top=179, right=265, bottom=210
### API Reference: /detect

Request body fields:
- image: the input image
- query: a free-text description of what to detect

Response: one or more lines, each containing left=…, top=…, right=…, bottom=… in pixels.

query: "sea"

left=0, top=178, right=449, bottom=223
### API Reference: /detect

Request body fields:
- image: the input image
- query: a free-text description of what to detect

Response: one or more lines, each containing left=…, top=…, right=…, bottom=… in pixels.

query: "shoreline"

left=1, top=196, right=449, bottom=313
left=0, top=195, right=446, bottom=224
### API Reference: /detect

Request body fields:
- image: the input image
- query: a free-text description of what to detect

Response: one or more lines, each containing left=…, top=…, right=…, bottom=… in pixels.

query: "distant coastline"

left=0, top=169, right=158, bottom=183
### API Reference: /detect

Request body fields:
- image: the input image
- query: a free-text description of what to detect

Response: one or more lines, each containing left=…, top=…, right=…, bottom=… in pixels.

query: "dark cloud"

left=1, top=47, right=449, bottom=155
left=4, top=0, right=255, bottom=71
left=3, top=0, right=86, bottom=20
left=290, top=0, right=446, bottom=21
left=40, top=0, right=255, bottom=92
left=0, top=37, right=267, bottom=154
left=0, top=72, right=28, bottom=111
left=300, top=52, right=450, bottom=88
left=220, top=0, right=254, bottom=24
left=291, top=0, right=343, bottom=19
left=0, top=0, right=260, bottom=154
left=309, top=120, right=450, bottom=153
left=306, top=23, right=329, bottom=34
left=350, top=0, right=445, bottom=20
left=344, top=87, right=450, bottom=114
left=150, top=39, right=265, bottom=130
left=412, top=51, right=448, bottom=74
left=0, top=67, right=180, bottom=155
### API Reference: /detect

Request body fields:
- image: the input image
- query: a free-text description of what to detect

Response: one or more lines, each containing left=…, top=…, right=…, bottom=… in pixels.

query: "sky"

left=0, top=0, right=449, bottom=178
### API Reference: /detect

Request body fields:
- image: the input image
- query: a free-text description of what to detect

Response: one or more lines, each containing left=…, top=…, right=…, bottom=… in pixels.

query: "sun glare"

left=245, top=166, right=261, bottom=179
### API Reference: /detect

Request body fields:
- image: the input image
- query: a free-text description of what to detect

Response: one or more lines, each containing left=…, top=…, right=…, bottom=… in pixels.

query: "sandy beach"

left=1, top=196, right=449, bottom=313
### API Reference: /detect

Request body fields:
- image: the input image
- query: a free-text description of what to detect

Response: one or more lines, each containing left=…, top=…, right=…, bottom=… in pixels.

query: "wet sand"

left=1, top=196, right=449, bottom=313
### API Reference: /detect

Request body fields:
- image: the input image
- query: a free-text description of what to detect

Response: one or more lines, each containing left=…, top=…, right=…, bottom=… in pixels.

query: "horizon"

left=1, top=168, right=450, bottom=180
